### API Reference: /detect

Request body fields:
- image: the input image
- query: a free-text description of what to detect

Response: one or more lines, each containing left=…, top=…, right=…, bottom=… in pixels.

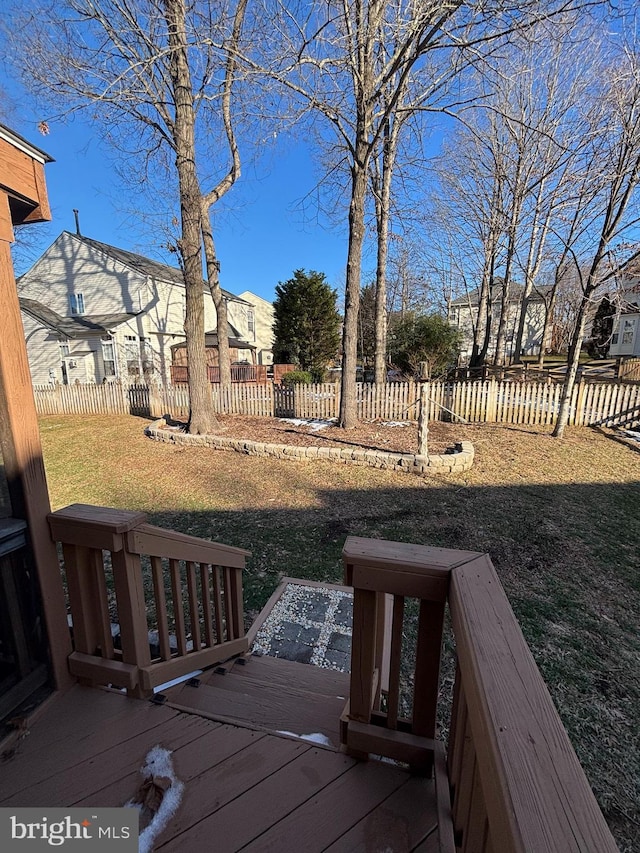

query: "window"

left=140, top=337, right=155, bottom=375
left=59, top=341, right=70, bottom=358
left=124, top=335, right=141, bottom=377
left=101, top=336, right=116, bottom=377
left=69, top=293, right=85, bottom=315
left=247, top=308, right=255, bottom=339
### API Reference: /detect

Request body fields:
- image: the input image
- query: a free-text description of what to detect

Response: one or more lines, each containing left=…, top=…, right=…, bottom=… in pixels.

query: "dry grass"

left=40, top=414, right=640, bottom=851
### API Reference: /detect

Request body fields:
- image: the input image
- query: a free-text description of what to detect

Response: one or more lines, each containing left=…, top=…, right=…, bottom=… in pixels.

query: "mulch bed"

left=167, top=414, right=454, bottom=455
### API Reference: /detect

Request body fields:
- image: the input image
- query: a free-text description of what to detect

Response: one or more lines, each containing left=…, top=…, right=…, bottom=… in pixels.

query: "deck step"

left=164, top=654, right=349, bottom=747
left=209, top=654, right=350, bottom=700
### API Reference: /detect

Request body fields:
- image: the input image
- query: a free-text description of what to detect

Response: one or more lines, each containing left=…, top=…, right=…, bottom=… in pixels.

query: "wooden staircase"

left=164, top=654, right=350, bottom=747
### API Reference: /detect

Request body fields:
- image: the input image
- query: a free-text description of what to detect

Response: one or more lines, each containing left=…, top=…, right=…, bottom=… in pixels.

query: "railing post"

left=349, top=587, right=378, bottom=722
left=62, top=543, right=114, bottom=664
left=342, top=536, right=477, bottom=774
left=112, top=545, right=152, bottom=698
left=412, top=598, right=446, bottom=741
left=49, top=504, right=148, bottom=693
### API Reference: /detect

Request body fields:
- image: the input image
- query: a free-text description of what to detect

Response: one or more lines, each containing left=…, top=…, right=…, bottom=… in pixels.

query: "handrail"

left=341, top=536, right=481, bottom=773
left=48, top=504, right=250, bottom=697
left=448, top=554, right=619, bottom=852
left=342, top=537, right=619, bottom=852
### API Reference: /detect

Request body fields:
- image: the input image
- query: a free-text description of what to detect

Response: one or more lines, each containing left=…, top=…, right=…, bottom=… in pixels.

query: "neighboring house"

left=608, top=256, right=640, bottom=358
left=238, top=290, right=275, bottom=366
left=448, top=283, right=551, bottom=363
left=17, top=230, right=257, bottom=385
left=609, top=313, right=640, bottom=357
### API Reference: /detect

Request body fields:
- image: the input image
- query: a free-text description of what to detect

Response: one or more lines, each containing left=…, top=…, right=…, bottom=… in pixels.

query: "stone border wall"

left=145, top=419, right=474, bottom=475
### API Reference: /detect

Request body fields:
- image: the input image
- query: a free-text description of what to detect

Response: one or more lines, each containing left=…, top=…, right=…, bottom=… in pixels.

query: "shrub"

left=281, top=370, right=313, bottom=385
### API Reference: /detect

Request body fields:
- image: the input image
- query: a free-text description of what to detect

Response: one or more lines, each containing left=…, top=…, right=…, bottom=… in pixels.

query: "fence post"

left=417, top=363, right=430, bottom=457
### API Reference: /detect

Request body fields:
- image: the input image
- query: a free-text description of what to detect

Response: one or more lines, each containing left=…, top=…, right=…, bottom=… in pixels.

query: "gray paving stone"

left=269, top=639, right=315, bottom=664
left=334, top=598, right=353, bottom=628
left=327, top=631, right=351, bottom=654
left=299, top=592, right=333, bottom=622
left=324, top=649, right=350, bottom=670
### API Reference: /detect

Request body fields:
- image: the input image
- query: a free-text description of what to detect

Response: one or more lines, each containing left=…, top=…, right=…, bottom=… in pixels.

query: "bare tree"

left=248, top=0, right=598, bottom=426
left=428, top=20, right=606, bottom=371
left=11, top=0, right=248, bottom=433
left=553, top=38, right=640, bottom=437
left=429, top=122, right=507, bottom=366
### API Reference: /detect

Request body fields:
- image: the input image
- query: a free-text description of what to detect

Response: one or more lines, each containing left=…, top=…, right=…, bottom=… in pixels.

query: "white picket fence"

left=32, top=378, right=640, bottom=428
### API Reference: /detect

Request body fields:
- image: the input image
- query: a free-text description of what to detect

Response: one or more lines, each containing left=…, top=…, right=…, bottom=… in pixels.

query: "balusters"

left=150, top=555, right=171, bottom=660
left=200, top=562, right=214, bottom=647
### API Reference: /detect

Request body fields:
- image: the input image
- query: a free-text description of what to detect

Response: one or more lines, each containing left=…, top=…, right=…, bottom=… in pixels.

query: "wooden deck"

left=164, top=654, right=350, bottom=747
left=0, top=684, right=439, bottom=852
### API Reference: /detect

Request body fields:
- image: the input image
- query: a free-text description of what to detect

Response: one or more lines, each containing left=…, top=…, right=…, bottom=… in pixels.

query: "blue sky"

left=3, top=78, right=353, bottom=304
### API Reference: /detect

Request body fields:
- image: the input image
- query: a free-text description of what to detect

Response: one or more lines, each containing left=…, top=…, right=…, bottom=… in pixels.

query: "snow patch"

left=125, top=746, right=183, bottom=853
left=278, top=418, right=336, bottom=431
left=382, top=421, right=410, bottom=427
left=276, top=731, right=332, bottom=746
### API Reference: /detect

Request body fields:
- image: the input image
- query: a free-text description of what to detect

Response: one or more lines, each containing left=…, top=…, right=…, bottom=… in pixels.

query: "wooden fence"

left=619, top=357, right=640, bottom=382
left=33, top=378, right=640, bottom=429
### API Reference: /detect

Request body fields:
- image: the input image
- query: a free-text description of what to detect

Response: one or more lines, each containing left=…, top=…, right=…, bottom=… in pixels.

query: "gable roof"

left=62, top=231, right=251, bottom=304
left=170, top=322, right=256, bottom=351
left=450, top=282, right=552, bottom=308
left=20, top=297, right=136, bottom=338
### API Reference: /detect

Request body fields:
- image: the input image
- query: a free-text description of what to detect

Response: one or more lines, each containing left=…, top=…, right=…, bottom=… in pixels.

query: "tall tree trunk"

left=373, top=146, right=391, bottom=386
left=537, top=294, right=554, bottom=367
left=339, top=152, right=369, bottom=428
left=201, top=208, right=232, bottom=388
left=470, top=262, right=492, bottom=368
left=165, top=0, right=217, bottom=434
left=494, top=222, right=518, bottom=366
left=373, top=217, right=389, bottom=385
left=199, top=0, right=247, bottom=392
left=552, top=297, right=589, bottom=437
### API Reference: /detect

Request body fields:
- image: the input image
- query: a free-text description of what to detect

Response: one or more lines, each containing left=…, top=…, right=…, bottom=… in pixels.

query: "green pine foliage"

left=388, top=313, right=461, bottom=378
left=588, top=294, right=615, bottom=358
left=272, top=269, right=341, bottom=381
left=281, top=370, right=313, bottom=385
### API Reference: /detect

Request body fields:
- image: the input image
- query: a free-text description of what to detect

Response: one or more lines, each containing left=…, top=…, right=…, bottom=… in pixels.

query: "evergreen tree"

left=357, top=283, right=377, bottom=371
left=388, top=313, right=461, bottom=378
left=273, top=270, right=341, bottom=381
left=588, top=294, right=615, bottom=358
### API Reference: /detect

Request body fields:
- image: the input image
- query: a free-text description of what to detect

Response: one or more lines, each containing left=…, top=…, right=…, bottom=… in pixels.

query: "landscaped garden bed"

left=148, top=414, right=474, bottom=474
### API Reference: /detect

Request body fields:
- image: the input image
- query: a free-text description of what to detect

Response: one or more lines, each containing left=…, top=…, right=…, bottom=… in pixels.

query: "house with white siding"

left=608, top=256, right=640, bottom=358
left=237, top=290, right=275, bottom=366
left=448, top=283, right=551, bottom=363
left=17, top=230, right=261, bottom=385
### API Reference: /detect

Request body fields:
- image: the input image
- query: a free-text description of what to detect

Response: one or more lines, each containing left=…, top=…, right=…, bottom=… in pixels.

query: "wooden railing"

left=48, top=504, right=250, bottom=698
left=342, top=537, right=619, bottom=853
left=170, top=364, right=268, bottom=384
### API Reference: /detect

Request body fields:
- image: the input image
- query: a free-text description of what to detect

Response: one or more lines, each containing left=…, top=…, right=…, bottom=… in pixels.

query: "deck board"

left=2, top=713, right=212, bottom=807
left=166, top=654, right=349, bottom=745
left=153, top=735, right=310, bottom=846
left=204, top=653, right=351, bottom=699
left=159, top=747, right=355, bottom=852
left=322, top=776, right=439, bottom=852
left=0, top=687, right=181, bottom=801
left=73, top=724, right=265, bottom=808
left=0, top=678, right=439, bottom=853
left=239, top=760, right=412, bottom=852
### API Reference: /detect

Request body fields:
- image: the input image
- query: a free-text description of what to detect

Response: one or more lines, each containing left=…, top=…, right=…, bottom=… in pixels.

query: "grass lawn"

left=40, top=414, right=640, bottom=851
